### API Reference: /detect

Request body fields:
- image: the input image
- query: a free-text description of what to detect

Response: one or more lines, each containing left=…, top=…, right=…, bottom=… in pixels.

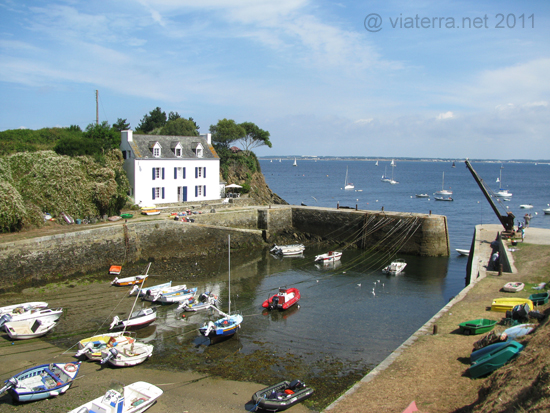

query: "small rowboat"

left=503, top=282, right=524, bottom=292
left=262, top=287, right=300, bottom=311
left=270, top=244, right=305, bottom=256
left=0, top=307, right=63, bottom=329
left=68, top=381, right=163, bottom=413
left=121, top=213, right=134, bottom=219
left=252, top=380, right=314, bottom=412
left=75, top=333, right=135, bottom=361
left=0, top=302, right=48, bottom=316
left=111, top=274, right=148, bottom=286
left=458, top=319, right=497, bottom=335
left=141, top=209, right=161, bottom=216
left=491, top=297, right=533, bottom=312
left=4, top=318, right=58, bottom=340
left=314, top=251, right=342, bottom=262
left=0, top=362, right=81, bottom=402
left=468, top=340, right=523, bottom=379
left=178, top=291, right=219, bottom=312
left=109, top=307, right=157, bottom=330
left=529, top=292, right=549, bottom=305
left=456, top=249, right=470, bottom=256
left=109, top=265, right=122, bottom=275
left=100, top=342, right=154, bottom=367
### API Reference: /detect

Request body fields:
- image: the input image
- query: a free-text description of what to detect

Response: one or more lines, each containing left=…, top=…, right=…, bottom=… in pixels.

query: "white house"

left=120, top=130, right=220, bottom=206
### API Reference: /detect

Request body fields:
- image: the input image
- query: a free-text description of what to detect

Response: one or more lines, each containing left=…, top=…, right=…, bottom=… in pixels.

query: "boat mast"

left=123, top=262, right=151, bottom=334
left=228, top=235, right=231, bottom=314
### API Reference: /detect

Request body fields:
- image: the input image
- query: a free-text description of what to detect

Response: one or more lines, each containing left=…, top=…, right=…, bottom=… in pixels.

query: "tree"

left=209, top=119, right=246, bottom=150
left=136, top=107, right=167, bottom=133
left=160, top=118, right=200, bottom=136
left=83, top=121, right=120, bottom=150
left=112, top=118, right=130, bottom=132
left=238, top=122, right=272, bottom=153
left=168, top=111, right=181, bottom=122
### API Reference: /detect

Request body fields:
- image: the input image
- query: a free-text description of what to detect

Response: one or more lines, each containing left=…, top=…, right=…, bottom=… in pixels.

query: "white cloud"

left=436, top=111, right=453, bottom=120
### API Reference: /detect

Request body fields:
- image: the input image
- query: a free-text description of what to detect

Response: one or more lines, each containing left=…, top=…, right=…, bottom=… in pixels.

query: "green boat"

left=528, top=292, right=549, bottom=306
left=468, top=340, right=523, bottom=379
left=120, top=213, right=134, bottom=219
left=458, top=318, right=497, bottom=335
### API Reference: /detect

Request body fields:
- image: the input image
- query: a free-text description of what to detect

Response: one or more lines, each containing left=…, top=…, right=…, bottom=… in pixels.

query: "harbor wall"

left=0, top=205, right=449, bottom=289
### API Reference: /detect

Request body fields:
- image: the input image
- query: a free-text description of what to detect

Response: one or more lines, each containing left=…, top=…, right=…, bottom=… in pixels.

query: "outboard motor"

left=0, top=377, right=17, bottom=395
left=75, top=341, right=96, bottom=358
left=100, top=348, right=118, bottom=365
left=109, top=316, right=120, bottom=330
left=269, top=296, right=279, bottom=310
left=289, top=379, right=304, bottom=390
left=0, top=314, right=12, bottom=329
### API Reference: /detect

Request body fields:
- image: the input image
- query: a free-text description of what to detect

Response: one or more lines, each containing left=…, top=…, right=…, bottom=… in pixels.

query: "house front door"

left=178, top=186, right=187, bottom=202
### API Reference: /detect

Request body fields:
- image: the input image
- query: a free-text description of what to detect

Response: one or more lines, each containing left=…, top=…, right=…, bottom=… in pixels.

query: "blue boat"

left=468, top=340, right=523, bottom=379
left=0, top=362, right=81, bottom=402
left=503, top=323, right=535, bottom=340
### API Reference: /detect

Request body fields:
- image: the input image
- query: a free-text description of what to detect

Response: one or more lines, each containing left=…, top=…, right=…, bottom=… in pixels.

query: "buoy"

left=181, top=314, right=186, bottom=318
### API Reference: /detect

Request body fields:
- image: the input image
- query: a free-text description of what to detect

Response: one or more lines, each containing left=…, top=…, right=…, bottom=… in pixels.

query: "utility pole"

left=96, top=90, right=99, bottom=125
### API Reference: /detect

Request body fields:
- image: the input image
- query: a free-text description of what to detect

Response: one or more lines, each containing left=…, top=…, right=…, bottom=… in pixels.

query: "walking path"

left=324, top=224, right=549, bottom=413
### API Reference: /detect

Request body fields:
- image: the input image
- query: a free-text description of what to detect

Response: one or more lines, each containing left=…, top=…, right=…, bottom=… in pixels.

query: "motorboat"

left=0, top=307, right=63, bottom=329
left=141, top=209, right=161, bottom=215
left=0, top=362, right=81, bottom=402
left=111, top=274, right=148, bottom=286
left=75, top=333, right=135, bottom=361
left=434, top=172, right=453, bottom=196
left=100, top=342, right=154, bottom=367
left=4, top=318, right=58, bottom=340
left=0, top=302, right=48, bottom=316
left=67, top=381, right=163, bottom=413
left=143, top=285, right=197, bottom=305
left=456, top=249, right=470, bottom=256
left=178, top=291, right=219, bottom=312
left=314, top=251, right=342, bottom=262
left=270, top=244, right=305, bottom=256
left=415, top=194, right=429, bottom=198
left=262, top=287, right=301, bottom=311
left=502, top=282, right=524, bottom=292
left=543, top=206, right=550, bottom=215
left=109, top=307, right=157, bottom=330
left=251, top=380, right=314, bottom=412
left=434, top=196, right=453, bottom=201
left=344, top=166, right=354, bottom=190
left=490, top=297, right=533, bottom=312
left=382, top=259, right=407, bottom=274
left=520, top=204, right=533, bottom=209
left=129, top=281, right=172, bottom=296
left=468, top=340, right=523, bottom=379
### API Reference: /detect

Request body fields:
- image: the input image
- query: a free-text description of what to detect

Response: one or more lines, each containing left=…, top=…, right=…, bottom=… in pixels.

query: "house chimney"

left=121, top=130, right=133, bottom=142
left=204, top=133, right=211, bottom=145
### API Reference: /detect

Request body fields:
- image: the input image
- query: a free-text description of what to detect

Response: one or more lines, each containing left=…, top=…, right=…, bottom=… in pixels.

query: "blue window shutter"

left=204, top=167, right=206, bottom=178
left=195, top=186, right=198, bottom=197
left=152, top=168, right=155, bottom=180
left=152, top=188, right=155, bottom=200
left=162, top=168, right=165, bottom=180
left=183, top=167, right=186, bottom=179
left=204, top=185, right=206, bottom=197
left=174, top=167, right=177, bottom=179
left=162, top=187, right=165, bottom=199
left=195, top=167, right=198, bottom=178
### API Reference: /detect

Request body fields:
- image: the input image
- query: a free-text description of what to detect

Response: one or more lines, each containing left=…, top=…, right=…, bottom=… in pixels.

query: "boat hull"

left=458, top=319, right=497, bottom=335
left=111, top=275, right=148, bottom=286
left=314, top=251, right=342, bottom=262
left=252, top=380, right=314, bottom=412
left=502, top=282, right=524, bottom=292
left=262, top=288, right=300, bottom=311
left=468, top=340, right=523, bottom=379
left=491, top=298, right=533, bottom=312
left=529, top=292, right=549, bottom=305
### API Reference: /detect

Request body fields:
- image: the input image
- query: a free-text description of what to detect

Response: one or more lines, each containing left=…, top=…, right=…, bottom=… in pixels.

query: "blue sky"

left=1, top=0, right=549, bottom=159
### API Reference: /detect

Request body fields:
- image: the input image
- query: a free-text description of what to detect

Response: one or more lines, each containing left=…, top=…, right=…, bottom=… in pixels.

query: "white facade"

left=120, top=130, right=220, bottom=206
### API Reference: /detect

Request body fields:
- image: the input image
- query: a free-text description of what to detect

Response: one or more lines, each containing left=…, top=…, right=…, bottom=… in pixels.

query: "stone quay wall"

left=0, top=205, right=448, bottom=288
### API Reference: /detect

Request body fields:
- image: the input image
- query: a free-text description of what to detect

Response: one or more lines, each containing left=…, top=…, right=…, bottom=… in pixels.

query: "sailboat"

left=495, top=165, right=512, bottom=197
left=381, top=165, right=391, bottom=182
left=279, top=159, right=281, bottom=162
left=434, top=172, right=453, bottom=196
left=293, top=158, right=297, bottom=167
left=199, top=235, right=243, bottom=344
left=344, top=166, right=354, bottom=190
left=390, top=159, right=399, bottom=184
left=375, top=160, right=378, bottom=166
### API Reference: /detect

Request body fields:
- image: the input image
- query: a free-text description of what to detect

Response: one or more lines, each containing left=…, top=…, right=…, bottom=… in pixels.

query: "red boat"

left=262, top=287, right=300, bottom=311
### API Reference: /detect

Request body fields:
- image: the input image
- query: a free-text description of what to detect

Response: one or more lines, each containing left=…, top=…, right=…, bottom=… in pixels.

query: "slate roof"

left=128, top=134, right=218, bottom=159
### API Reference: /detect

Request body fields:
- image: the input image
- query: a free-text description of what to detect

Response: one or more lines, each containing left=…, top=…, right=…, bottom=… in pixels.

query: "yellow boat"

left=491, top=297, right=533, bottom=312
left=74, top=333, right=135, bottom=361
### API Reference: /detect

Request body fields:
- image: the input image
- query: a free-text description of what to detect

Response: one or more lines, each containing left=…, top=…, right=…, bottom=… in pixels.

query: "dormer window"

left=171, top=142, right=183, bottom=158
left=150, top=141, right=162, bottom=158
left=193, top=142, right=204, bottom=158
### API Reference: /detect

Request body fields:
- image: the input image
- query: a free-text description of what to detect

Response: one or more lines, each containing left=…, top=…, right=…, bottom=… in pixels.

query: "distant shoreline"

left=259, top=157, right=549, bottom=164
